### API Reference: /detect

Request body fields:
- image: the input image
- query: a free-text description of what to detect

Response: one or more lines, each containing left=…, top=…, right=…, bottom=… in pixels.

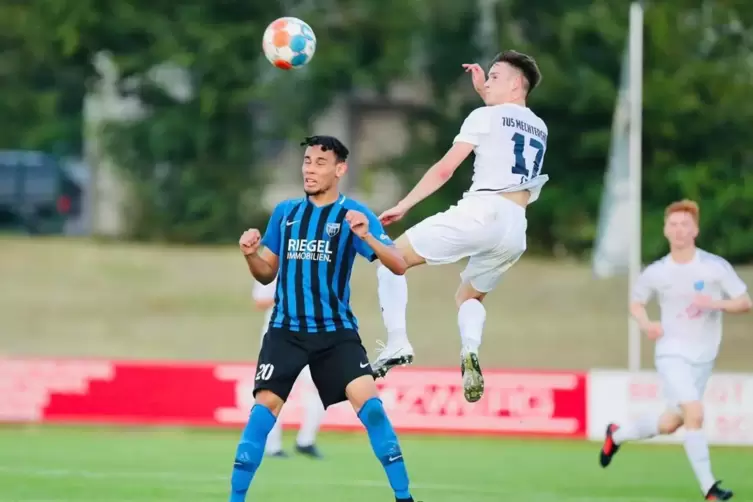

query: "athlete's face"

left=302, top=145, right=347, bottom=196
left=664, top=211, right=698, bottom=249
left=484, top=62, right=525, bottom=105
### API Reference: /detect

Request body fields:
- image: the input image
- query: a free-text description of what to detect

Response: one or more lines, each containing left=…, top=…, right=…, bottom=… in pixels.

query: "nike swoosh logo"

left=388, top=455, right=402, bottom=462
left=360, top=362, right=370, bottom=368
left=286, top=220, right=299, bottom=226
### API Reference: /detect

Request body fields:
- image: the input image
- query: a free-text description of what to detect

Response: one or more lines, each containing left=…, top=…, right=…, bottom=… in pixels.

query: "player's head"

left=663, top=199, right=700, bottom=249
left=300, top=135, right=349, bottom=196
left=485, top=50, right=541, bottom=105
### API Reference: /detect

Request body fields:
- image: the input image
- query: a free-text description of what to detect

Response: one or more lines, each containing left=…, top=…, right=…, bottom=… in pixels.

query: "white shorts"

left=405, top=193, right=527, bottom=293
left=655, top=356, right=713, bottom=409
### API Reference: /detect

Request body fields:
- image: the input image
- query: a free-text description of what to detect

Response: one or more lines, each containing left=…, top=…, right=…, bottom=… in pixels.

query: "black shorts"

left=253, top=327, right=372, bottom=409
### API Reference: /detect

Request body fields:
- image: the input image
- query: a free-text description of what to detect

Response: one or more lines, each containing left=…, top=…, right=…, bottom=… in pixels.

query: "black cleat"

left=599, top=423, right=621, bottom=468
left=705, top=481, right=733, bottom=500
left=295, top=443, right=323, bottom=459
left=267, top=450, right=289, bottom=458
left=460, top=352, right=484, bottom=402
left=396, top=498, right=416, bottom=502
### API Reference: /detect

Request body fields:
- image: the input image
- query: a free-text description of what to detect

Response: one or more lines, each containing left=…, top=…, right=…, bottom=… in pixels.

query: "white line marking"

left=0, top=466, right=685, bottom=501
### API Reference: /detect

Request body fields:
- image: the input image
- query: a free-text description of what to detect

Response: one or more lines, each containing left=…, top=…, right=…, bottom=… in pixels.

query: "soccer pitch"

left=1, top=426, right=751, bottom=502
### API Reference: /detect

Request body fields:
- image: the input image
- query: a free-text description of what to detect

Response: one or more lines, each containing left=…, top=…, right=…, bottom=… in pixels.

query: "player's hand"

left=345, top=210, right=369, bottom=238
left=691, top=294, right=719, bottom=311
left=378, top=204, right=408, bottom=226
left=239, top=229, right=262, bottom=256
left=643, top=321, right=663, bottom=340
left=462, top=63, right=486, bottom=98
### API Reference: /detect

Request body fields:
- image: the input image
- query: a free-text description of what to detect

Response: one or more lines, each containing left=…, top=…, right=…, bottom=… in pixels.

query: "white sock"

left=376, top=264, right=409, bottom=346
left=683, top=429, right=716, bottom=494
left=296, top=388, right=325, bottom=447
left=265, top=413, right=284, bottom=453
left=458, top=299, right=486, bottom=353
left=612, top=414, right=660, bottom=444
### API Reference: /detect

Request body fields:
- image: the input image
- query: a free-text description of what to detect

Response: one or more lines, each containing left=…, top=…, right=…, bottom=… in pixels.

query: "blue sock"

left=358, top=397, right=411, bottom=500
left=229, top=404, right=277, bottom=502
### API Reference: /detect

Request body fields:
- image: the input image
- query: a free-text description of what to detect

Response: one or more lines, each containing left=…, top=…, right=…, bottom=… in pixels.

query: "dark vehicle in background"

left=0, top=150, right=83, bottom=234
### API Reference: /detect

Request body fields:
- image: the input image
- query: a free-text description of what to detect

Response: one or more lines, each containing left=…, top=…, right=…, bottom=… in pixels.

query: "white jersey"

left=631, top=249, right=748, bottom=364
left=253, top=278, right=277, bottom=337
left=454, top=103, right=549, bottom=203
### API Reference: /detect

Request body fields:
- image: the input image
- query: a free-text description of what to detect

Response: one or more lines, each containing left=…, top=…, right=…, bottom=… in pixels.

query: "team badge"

left=326, top=223, right=341, bottom=237
left=693, top=280, right=705, bottom=291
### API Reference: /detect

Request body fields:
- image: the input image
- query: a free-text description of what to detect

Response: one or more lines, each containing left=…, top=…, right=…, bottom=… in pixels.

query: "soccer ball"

left=262, top=17, right=317, bottom=70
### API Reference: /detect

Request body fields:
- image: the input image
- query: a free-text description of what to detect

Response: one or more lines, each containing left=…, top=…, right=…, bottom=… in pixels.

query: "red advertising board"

left=0, top=359, right=587, bottom=438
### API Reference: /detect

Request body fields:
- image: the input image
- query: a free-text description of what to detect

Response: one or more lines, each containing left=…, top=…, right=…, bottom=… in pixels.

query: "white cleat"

left=370, top=340, right=414, bottom=378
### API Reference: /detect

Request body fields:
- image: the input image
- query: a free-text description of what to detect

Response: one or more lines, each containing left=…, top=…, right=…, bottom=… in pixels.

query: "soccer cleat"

left=705, top=481, right=733, bottom=500
left=460, top=351, right=484, bottom=402
left=599, top=423, right=621, bottom=468
left=396, top=498, right=415, bottom=502
left=371, top=340, right=414, bottom=379
left=267, top=450, right=289, bottom=458
left=295, top=443, right=323, bottom=459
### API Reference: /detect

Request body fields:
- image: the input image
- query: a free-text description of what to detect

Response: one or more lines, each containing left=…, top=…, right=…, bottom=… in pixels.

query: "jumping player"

left=229, top=135, right=418, bottom=502
left=252, top=277, right=325, bottom=459
left=372, top=50, right=548, bottom=403
left=599, top=200, right=751, bottom=501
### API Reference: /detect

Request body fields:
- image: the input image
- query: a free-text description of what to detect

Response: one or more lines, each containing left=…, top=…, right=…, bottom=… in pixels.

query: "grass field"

left=1, top=426, right=751, bottom=502
left=1, top=236, right=752, bottom=371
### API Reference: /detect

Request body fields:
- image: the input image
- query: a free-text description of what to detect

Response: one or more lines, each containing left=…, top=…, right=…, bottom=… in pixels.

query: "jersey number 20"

left=511, top=132, right=544, bottom=181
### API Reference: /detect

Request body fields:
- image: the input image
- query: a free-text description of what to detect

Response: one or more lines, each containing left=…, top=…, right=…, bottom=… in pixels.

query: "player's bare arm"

left=239, top=229, right=279, bottom=284
left=254, top=298, right=275, bottom=310
left=692, top=292, right=752, bottom=314
left=379, top=141, right=474, bottom=226
left=346, top=209, right=407, bottom=275
left=629, top=301, right=663, bottom=339
left=462, top=63, right=487, bottom=101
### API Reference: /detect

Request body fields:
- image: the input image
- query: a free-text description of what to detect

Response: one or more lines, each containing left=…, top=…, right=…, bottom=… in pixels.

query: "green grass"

left=1, top=236, right=752, bottom=370
left=0, top=426, right=750, bottom=501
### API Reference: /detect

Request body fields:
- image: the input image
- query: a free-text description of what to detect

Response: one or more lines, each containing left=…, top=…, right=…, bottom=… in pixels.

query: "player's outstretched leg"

left=600, top=412, right=672, bottom=467
left=455, top=283, right=488, bottom=402
left=229, top=392, right=283, bottom=502
left=372, top=263, right=414, bottom=378
left=295, top=366, right=326, bottom=459
left=348, top=375, right=416, bottom=502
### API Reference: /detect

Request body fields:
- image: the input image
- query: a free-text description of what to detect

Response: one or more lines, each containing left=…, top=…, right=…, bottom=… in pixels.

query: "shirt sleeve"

left=260, top=202, right=286, bottom=256
left=718, top=259, right=748, bottom=298
left=354, top=208, right=394, bottom=262
left=252, top=279, right=277, bottom=301
left=453, top=107, right=491, bottom=146
left=631, top=265, right=657, bottom=303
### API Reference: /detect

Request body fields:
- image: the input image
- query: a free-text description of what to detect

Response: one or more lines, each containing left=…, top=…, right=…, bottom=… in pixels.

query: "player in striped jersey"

left=228, top=136, right=418, bottom=502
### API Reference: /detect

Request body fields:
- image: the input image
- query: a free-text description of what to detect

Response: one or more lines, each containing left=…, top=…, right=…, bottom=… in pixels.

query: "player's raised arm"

left=239, top=203, right=285, bottom=284
left=346, top=209, right=406, bottom=275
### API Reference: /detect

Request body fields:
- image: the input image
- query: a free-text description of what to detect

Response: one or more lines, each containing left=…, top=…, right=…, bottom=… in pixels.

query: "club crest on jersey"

left=326, top=223, right=341, bottom=237
left=694, top=280, right=705, bottom=291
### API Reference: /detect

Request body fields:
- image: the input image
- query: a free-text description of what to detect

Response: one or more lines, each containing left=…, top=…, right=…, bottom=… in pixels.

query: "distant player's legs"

left=600, top=358, right=731, bottom=499
left=373, top=234, right=425, bottom=377
left=294, top=365, right=326, bottom=458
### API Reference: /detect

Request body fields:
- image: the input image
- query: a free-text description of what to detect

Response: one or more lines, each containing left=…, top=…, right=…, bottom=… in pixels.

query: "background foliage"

left=1, top=0, right=751, bottom=260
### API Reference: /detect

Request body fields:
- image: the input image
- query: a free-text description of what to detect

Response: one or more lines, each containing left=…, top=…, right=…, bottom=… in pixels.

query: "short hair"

left=300, top=135, right=349, bottom=163
left=665, top=199, right=700, bottom=224
left=490, top=50, right=542, bottom=96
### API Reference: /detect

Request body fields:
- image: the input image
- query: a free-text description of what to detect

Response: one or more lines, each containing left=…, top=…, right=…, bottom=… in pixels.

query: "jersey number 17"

left=510, top=132, right=544, bottom=183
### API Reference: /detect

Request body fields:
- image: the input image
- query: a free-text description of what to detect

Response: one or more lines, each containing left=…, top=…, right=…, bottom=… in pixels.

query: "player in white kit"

left=371, top=50, right=548, bottom=402
left=599, top=200, right=751, bottom=501
left=252, top=278, right=326, bottom=458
